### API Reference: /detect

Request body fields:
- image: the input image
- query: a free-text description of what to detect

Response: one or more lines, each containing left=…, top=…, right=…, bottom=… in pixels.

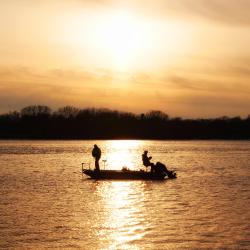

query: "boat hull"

left=82, top=169, right=171, bottom=180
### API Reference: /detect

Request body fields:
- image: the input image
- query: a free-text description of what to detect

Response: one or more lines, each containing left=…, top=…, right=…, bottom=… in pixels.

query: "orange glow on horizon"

left=0, top=1, right=250, bottom=117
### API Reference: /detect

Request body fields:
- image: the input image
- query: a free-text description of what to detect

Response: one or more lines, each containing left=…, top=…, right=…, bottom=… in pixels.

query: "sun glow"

left=60, top=9, right=192, bottom=72
left=93, top=11, right=149, bottom=71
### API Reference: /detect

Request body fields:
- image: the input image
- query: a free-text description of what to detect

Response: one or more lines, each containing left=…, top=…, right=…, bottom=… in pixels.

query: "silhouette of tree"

left=55, top=106, right=80, bottom=118
left=21, top=105, right=51, bottom=117
left=0, top=105, right=249, bottom=139
left=146, top=110, right=169, bottom=121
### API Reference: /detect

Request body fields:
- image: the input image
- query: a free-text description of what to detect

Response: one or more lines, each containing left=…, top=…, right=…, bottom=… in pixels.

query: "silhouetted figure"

left=155, top=162, right=176, bottom=178
left=142, top=151, right=155, bottom=172
left=92, top=144, right=101, bottom=171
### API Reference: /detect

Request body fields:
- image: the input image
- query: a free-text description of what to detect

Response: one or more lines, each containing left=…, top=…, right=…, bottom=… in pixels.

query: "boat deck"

left=82, top=168, right=175, bottom=180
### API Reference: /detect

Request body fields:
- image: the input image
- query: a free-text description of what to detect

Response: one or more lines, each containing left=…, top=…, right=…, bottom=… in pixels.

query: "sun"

left=61, top=9, right=192, bottom=72
left=93, top=11, right=147, bottom=71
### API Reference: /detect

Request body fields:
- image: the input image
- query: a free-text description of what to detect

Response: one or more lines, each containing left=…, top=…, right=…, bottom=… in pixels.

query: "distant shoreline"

left=1, top=105, right=250, bottom=140
left=0, top=138, right=250, bottom=141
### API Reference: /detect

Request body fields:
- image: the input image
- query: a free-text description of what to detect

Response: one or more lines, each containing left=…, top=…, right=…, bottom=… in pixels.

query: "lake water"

left=0, top=140, right=249, bottom=249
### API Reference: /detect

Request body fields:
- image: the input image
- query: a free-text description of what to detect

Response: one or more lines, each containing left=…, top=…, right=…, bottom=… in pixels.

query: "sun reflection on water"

left=103, top=140, right=143, bottom=170
left=96, top=181, right=148, bottom=249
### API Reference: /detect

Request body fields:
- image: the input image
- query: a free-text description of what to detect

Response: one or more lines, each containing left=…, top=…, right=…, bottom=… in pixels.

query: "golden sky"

left=0, top=0, right=250, bottom=117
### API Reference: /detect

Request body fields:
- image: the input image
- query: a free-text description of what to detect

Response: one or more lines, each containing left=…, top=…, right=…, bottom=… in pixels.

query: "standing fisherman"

left=92, top=144, right=101, bottom=171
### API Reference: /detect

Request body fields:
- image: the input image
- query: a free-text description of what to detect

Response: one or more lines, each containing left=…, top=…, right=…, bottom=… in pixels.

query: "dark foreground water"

left=0, top=140, right=249, bottom=249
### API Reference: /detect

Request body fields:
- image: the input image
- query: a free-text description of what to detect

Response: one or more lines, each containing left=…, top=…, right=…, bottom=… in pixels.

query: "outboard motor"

left=155, top=162, right=176, bottom=179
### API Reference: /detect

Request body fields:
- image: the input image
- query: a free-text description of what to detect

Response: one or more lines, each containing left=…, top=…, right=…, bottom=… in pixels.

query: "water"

left=0, top=140, right=249, bottom=249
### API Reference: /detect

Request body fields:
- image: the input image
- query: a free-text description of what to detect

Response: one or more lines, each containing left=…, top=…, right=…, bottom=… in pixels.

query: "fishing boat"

left=82, top=164, right=177, bottom=180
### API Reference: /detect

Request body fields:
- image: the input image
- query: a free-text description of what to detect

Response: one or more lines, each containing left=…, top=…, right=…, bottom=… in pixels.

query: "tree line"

left=0, top=105, right=249, bottom=139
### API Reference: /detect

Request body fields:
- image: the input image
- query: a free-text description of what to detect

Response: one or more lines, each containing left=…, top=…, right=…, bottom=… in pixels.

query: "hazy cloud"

left=163, top=0, right=250, bottom=25
left=76, top=0, right=250, bottom=25
left=1, top=62, right=249, bottom=117
left=15, top=0, right=250, bottom=25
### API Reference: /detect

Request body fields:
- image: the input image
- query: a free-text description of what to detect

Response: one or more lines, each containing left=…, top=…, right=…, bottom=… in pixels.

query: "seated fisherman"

left=142, top=151, right=155, bottom=172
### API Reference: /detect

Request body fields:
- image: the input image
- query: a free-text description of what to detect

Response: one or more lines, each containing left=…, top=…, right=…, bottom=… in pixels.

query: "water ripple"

left=0, top=140, right=249, bottom=249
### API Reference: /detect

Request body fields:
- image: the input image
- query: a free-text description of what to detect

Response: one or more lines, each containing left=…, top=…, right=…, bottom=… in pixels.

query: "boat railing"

left=102, top=159, right=107, bottom=169
left=81, top=160, right=107, bottom=172
left=81, top=162, right=91, bottom=172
